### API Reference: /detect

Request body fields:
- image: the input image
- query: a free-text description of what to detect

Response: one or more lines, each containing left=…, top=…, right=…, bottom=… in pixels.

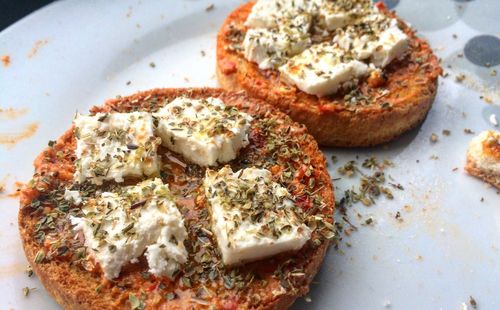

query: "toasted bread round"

left=216, top=1, right=442, bottom=147
left=18, top=88, right=334, bottom=309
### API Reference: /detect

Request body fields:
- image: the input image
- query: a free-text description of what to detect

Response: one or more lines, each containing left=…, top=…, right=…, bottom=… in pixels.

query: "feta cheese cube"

left=370, top=22, right=409, bottom=67
left=73, top=112, right=160, bottom=185
left=204, top=166, right=311, bottom=266
left=279, top=42, right=369, bottom=96
left=321, top=12, right=351, bottom=30
left=71, top=178, right=188, bottom=279
left=245, top=0, right=315, bottom=29
left=334, top=14, right=409, bottom=68
left=154, top=97, right=252, bottom=167
left=243, top=15, right=312, bottom=69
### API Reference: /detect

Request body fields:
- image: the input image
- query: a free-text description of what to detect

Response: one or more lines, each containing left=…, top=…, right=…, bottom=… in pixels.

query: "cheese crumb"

left=204, top=166, right=311, bottom=265
left=489, top=114, right=498, bottom=127
left=64, top=189, right=82, bottom=205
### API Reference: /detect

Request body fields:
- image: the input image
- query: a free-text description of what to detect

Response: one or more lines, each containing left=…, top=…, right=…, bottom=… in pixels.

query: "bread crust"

left=465, top=155, right=500, bottom=190
left=216, top=1, right=442, bottom=147
left=19, top=88, right=334, bottom=310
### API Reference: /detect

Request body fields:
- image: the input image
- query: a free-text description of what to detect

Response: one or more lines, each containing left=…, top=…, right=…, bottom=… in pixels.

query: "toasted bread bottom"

left=24, top=232, right=331, bottom=310
left=217, top=65, right=437, bottom=147
left=216, top=2, right=442, bottom=147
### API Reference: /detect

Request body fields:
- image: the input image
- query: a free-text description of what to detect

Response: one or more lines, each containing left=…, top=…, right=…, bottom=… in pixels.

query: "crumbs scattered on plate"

left=27, top=39, right=49, bottom=58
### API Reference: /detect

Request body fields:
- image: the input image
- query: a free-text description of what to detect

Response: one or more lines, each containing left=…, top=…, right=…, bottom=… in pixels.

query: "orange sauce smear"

left=483, top=131, right=500, bottom=159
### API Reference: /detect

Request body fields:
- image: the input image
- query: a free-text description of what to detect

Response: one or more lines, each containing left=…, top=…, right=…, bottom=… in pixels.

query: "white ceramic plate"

left=0, top=0, right=499, bottom=309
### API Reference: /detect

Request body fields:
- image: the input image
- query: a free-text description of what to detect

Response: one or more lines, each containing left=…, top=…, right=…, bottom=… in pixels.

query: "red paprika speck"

left=220, top=59, right=237, bottom=74
left=374, top=1, right=386, bottom=10
left=296, top=194, right=312, bottom=210
left=222, top=297, right=239, bottom=310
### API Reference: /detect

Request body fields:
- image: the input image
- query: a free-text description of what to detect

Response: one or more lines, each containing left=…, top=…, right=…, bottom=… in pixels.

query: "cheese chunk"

left=73, top=112, right=160, bottom=185
left=245, top=0, right=316, bottom=29
left=204, top=166, right=311, bottom=266
left=467, top=130, right=500, bottom=177
left=334, top=14, right=409, bottom=68
left=71, top=178, right=188, bottom=279
left=279, top=42, right=369, bottom=96
left=154, top=97, right=252, bottom=167
left=319, top=0, right=372, bottom=30
left=64, top=189, right=82, bottom=205
left=243, top=15, right=312, bottom=69
left=371, top=22, right=409, bottom=67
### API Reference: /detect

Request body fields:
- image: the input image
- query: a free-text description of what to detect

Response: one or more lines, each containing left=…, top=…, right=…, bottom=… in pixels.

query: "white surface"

left=0, top=0, right=499, bottom=309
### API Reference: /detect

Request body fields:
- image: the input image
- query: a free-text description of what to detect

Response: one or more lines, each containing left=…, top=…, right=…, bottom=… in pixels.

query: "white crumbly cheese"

left=243, top=0, right=377, bottom=70
left=154, top=97, right=252, bottom=167
left=243, top=14, right=312, bottom=69
left=245, top=0, right=317, bottom=29
left=279, top=42, right=369, bottom=96
left=489, top=114, right=498, bottom=126
left=334, top=14, right=409, bottom=68
left=71, top=178, right=188, bottom=279
left=73, top=112, right=160, bottom=185
left=204, top=166, right=311, bottom=266
left=467, top=130, right=500, bottom=181
left=371, top=21, right=409, bottom=67
left=64, top=189, right=82, bottom=205
left=318, top=0, right=372, bottom=30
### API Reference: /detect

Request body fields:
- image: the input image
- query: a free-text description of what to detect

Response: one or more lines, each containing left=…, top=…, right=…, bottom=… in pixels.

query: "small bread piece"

left=216, top=1, right=442, bottom=147
left=465, top=130, right=500, bottom=189
left=19, top=88, right=334, bottom=309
